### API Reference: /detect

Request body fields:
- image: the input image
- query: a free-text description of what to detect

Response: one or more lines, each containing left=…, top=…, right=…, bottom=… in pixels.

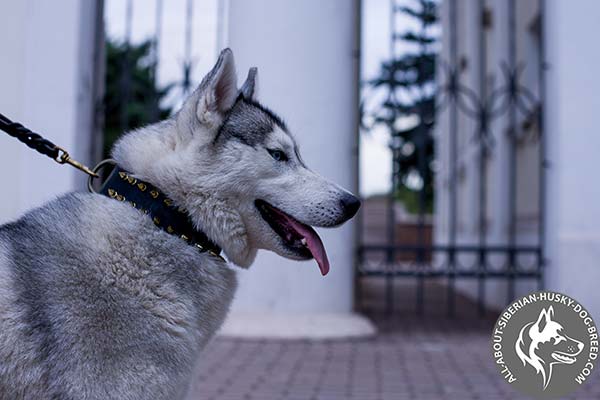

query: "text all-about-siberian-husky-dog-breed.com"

left=0, top=49, right=360, bottom=399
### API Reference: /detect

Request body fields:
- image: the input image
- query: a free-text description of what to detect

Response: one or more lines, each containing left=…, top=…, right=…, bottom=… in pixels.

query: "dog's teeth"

left=300, top=238, right=307, bottom=246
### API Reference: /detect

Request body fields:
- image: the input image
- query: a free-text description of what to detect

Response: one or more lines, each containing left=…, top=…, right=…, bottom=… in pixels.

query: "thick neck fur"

left=111, top=117, right=257, bottom=268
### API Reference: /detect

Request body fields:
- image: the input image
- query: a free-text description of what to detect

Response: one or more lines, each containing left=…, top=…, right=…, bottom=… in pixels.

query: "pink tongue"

left=287, top=219, right=330, bottom=276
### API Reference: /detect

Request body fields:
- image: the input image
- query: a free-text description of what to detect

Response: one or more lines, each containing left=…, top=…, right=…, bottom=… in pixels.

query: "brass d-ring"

left=87, top=159, right=117, bottom=193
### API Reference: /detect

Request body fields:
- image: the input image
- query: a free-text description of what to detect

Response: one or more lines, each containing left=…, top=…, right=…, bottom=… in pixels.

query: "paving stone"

left=193, top=283, right=600, bottom=400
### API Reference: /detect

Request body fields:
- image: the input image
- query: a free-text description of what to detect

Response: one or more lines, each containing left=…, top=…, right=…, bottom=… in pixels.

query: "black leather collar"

left=98, top=166, right=224, bottom=261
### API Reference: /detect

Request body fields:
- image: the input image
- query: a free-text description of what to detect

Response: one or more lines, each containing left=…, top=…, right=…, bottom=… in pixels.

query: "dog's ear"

left=240, top=67, right=258, bottom=100
left=535, top=307, right=551, bottom=333
left=195, top=48, right=238, bottom=127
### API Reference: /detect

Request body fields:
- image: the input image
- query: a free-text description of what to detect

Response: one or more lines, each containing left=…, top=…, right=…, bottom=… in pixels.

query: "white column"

left=545, top=0, right=600, bottom=320
left=0, top=0, right=101, bottom=224
left=225, top=0, right=360, bottom=315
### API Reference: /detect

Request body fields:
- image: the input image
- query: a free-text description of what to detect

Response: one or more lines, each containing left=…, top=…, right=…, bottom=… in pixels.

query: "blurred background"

left=1, top=0, right=599, bottom=398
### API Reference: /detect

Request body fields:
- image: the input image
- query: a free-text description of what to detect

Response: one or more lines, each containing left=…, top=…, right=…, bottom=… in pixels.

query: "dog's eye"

left=554, top=336, right=564, bottom=344
left=267, top=149, right=288, bottom=162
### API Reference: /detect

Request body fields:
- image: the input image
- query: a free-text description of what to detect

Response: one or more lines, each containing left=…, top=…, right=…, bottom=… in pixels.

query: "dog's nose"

left=340, top=194, right=361, bottom=219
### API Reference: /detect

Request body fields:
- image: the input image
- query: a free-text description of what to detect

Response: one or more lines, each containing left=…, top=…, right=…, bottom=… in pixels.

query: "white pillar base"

left=218, top=312, right=376, bottom=339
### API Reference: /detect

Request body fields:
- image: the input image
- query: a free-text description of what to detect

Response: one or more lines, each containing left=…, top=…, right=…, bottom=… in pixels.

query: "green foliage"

left=103, top=39, right=173, bottom=157
left=395, top=184, right=433, bottom=215
left=366, top=0, right=438, bottom=214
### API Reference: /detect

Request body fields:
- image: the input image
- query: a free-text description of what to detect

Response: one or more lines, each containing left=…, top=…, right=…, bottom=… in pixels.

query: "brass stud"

left=164, top=198, right=173, bottom=206
left=118, top=172, right=127, bottom=179
left=167, top=225, right=174, bottom=233
left=195, top=243, right=204, bottom=250
left=108, top=188, right=116, bottom=198
left=116, top=194, right=125, bottom=202
left=129, top=201, right=136, bottom=208
left=137, top=183, right=147, bottom=191
left=181, top=234, right=189, bottom=242
left=150, top=190, right=159, bottom=199
left=153, top=217, right=160, bottom=225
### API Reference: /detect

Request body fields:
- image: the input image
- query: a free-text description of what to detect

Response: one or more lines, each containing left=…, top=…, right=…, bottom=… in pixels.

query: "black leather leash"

left=0, top=112, right=98, bottom=177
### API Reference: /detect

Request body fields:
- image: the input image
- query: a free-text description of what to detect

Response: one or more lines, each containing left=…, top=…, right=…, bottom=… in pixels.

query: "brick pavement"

left=193, top=281, right=600, bottom=400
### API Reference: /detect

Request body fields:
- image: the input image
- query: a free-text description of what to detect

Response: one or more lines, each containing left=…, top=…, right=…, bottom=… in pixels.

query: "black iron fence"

left=358, top=0, right=545, bottom=316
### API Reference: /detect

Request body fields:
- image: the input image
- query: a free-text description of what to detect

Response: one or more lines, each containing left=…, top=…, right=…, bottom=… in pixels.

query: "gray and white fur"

left=0, top=49, right=359, bottom=399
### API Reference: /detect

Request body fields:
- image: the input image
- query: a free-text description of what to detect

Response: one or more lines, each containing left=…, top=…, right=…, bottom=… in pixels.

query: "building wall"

left=225, top=0, right=360, bottom=313
left=545, top=0, right=600, bottom=320
left=0, top=1, right=101, bottom=224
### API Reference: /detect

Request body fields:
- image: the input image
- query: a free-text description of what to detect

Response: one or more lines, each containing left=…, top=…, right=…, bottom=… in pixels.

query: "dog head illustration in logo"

left=515, top=306, right=584, bottom=390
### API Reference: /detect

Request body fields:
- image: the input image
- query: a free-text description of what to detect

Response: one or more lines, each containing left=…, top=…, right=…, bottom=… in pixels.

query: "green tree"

left=367, top=0, right=438, bottom=213
left=103, top=39, right=173, bottom=157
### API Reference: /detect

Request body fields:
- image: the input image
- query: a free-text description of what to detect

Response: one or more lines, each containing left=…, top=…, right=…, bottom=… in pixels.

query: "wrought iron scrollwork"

left=358, top=0, right=546, bottom=317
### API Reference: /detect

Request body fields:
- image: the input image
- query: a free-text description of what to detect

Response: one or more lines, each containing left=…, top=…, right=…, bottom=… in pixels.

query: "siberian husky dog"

left=0, top=49, right=360, bottom=399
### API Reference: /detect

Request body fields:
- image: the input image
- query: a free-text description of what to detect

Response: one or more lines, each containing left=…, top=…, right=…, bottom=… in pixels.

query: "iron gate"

left=358, top=0, right=546, bottom=316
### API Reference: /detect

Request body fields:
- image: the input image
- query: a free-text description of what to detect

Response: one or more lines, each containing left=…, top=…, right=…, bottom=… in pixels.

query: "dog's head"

left=112, top=49, right=360, bottom=273
left=515, top=306, right=584, bottom=389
